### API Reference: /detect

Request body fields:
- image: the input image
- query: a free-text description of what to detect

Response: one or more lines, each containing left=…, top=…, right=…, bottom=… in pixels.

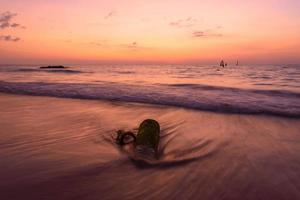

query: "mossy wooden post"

left=136, top=119, right=160, bottom=151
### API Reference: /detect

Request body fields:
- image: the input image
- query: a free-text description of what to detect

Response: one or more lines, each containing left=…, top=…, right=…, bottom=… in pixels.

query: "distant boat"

left=220, top=60, right=225, bottom=67
left=236, top=60, right=239, bottom=66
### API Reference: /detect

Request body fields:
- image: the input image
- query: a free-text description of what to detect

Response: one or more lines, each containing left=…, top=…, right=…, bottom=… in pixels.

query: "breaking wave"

left=0, top=81, right=299, bottom=117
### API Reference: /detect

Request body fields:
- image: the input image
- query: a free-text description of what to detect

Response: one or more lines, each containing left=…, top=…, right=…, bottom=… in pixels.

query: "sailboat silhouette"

left=220, top=60, right=225, bottom=67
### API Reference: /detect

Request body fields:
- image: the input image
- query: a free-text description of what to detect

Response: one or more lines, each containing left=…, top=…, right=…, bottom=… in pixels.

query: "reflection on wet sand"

left=0, top=93, right=300, bottom=200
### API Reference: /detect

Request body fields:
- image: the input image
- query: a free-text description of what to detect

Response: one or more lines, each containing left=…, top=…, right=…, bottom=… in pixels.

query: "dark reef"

left=40, top=65, right=66, bottom=69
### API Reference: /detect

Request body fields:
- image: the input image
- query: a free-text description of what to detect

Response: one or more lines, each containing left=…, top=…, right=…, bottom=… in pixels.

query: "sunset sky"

left=0, top=0, right=300, bottom=64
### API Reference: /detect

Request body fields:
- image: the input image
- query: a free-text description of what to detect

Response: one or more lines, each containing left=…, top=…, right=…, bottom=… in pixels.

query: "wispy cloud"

left=90, top=41, right=103, bottom=46
left=0, top=35, right=20, bottom=42
left=10, top=23, right=22, bottom=28
left=0, top=11, right=17, bottom=29
left=0, top=11, right=25, bottom=42
left=192, top=30, right=222, bottom=38
left=104, top=11, right=116, bottom=19
left=0, top=11, right=25, bottom=29
left=170, top=17, right=197, bottom=28
left=169, top=17, right=223, bottom=39
left=89, top=39, right=110, bottom=47
left=123, top=41, right=137, bottom=49
left=89, top=40, right=151, bottom=51
left=120, top=42, right=152, bottom=51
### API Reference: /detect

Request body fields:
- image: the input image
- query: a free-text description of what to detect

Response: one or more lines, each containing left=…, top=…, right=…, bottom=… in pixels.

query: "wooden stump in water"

left=136, top=119, right=160, bottom=151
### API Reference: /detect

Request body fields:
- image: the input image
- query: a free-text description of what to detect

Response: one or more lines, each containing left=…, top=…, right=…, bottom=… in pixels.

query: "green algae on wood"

left=136, top=119, right=160, bottom=151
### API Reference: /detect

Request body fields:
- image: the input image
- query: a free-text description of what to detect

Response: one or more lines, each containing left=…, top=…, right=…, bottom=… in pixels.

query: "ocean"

left=0, top=64, right=300, bottom=200
left=0, top=64, right=299, bottom=117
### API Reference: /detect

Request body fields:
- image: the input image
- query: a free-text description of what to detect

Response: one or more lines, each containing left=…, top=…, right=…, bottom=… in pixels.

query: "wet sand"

left=0, top=93, right=300, bottom=200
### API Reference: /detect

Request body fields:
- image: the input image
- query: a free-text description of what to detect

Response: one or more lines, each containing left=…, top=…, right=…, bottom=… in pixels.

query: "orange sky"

left=0, top=0, right=300, bottom=64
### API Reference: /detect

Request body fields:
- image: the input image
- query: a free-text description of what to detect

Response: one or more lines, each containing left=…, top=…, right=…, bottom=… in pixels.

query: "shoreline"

left=0, top=89, right=299, bottom=119
left=1, top=93, right=300, bottom=200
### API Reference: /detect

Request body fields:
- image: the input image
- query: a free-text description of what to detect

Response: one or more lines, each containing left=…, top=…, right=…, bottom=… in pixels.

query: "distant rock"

left=40, top=65, right=66, bottom=69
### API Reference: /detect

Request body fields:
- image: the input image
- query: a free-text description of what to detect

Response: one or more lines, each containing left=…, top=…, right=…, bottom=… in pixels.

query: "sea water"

left=0, top=64, right=299, bottom=117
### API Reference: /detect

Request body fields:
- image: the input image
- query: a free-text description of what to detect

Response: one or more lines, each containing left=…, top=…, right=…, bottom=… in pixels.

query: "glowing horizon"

left=0, top=0, right=300, bottom=65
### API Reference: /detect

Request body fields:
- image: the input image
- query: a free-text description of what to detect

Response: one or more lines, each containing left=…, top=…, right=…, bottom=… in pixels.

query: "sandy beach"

left=1, top=93, right=299, bottom=200
left=1, top=0, right=300, bottom=199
